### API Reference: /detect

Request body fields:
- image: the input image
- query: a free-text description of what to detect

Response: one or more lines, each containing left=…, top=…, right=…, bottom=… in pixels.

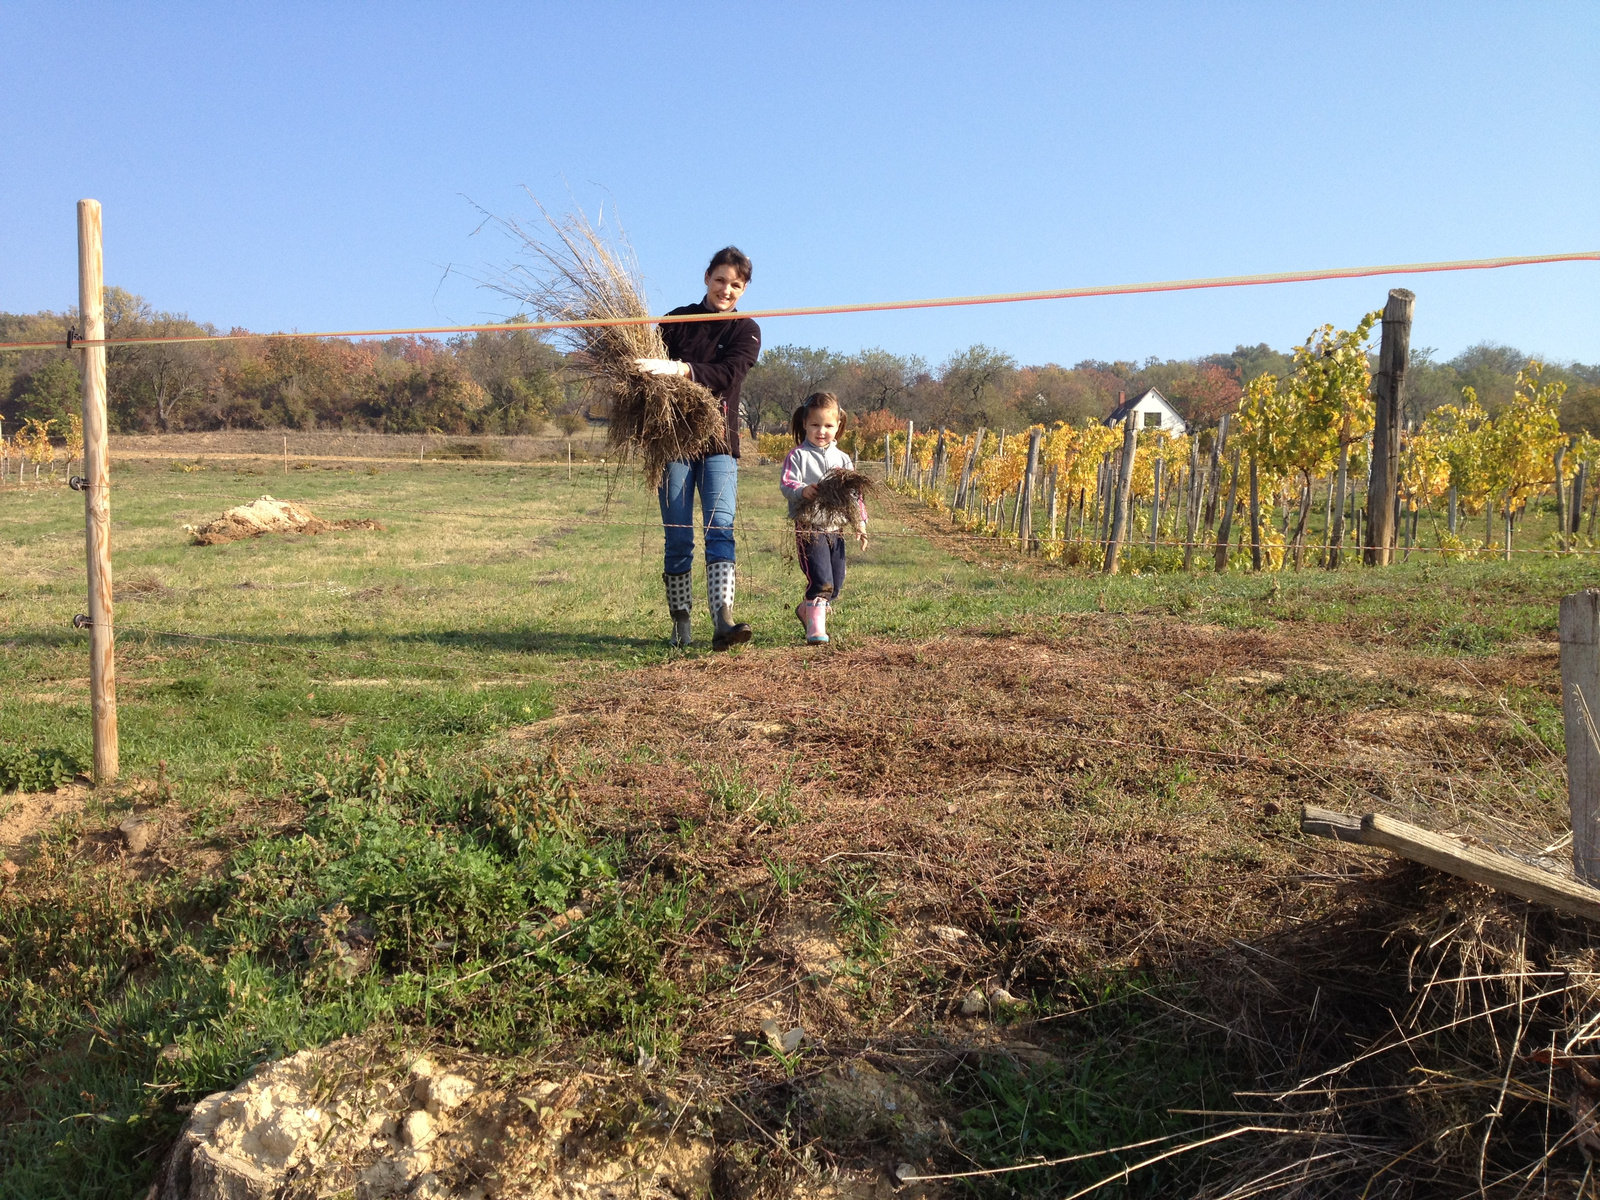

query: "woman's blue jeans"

left=659, top=454, right=737, bottom=575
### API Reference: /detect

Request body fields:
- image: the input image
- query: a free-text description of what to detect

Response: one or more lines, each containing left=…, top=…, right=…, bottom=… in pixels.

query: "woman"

left=634, top=246, right=761, bottom=650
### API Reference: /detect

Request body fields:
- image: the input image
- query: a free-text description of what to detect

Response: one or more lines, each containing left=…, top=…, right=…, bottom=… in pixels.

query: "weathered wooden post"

left=1248, top=456, right=1262, bottom=571
left=1573, top=462, right=1588, bottom=538
left=1560, top=590, right=1600, bottom=883
left=954, top=426, right=984, bottom=511
left=1045, top=467, right=1059, bottom=554
left=1203, top=414, right=1228, bottom=536
left=1214, top=446, right=1240, bottom=573
left=1017, top=428, right=1042, bottom=551
left=901, top=420, right=915, bottom=484
left=1103, top=413, right=1137, bottom=575
left=77, top=199, right=118, bottom=785
left=1556, top=445, right=1569, bottom=554
left=1183, top=433, right=1203, bottom=571
left=1364, top=288, right=1415, bottom=565
left=1149, top=456, right=1164, bottom=550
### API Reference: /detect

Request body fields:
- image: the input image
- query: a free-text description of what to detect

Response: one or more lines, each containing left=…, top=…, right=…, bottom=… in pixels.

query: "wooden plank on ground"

left=1300, top=805, right=1600, bottom=922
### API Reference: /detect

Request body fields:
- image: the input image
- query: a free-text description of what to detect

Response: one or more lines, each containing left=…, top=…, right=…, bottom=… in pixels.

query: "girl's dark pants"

left=796, top=529, right=846, bottom=602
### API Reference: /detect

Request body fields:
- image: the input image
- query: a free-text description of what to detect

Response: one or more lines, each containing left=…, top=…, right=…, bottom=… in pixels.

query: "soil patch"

left=0, top=785, right=88, bottom=859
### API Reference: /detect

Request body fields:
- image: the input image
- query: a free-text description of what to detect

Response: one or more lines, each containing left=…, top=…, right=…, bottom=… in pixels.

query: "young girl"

left=778, top=393, right=869, bottom=644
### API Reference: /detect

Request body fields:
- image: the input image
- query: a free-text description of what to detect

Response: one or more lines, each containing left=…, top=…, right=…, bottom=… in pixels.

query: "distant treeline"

left=4, top=289, right=1598, bottom=438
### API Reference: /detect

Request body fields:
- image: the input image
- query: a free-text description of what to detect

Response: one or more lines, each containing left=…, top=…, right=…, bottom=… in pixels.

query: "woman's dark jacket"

left=662, top=301, right=761, bottom=458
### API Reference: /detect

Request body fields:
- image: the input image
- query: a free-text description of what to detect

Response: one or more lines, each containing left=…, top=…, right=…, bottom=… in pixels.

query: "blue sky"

left=2, top=3, right=1596, bottom=367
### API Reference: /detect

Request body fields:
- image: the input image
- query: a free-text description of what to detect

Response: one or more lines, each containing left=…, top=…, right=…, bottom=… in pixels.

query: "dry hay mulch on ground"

left=515, top=620, right=1568, bottom=1048
left=509, top=623, right=1594, bottom=1195
left=185, top=495, right=382, bottom=546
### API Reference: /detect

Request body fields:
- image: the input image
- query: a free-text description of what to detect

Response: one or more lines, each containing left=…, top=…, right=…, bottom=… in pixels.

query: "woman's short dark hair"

left=706, top=246, right=752, bottom=283
left=791, top=392, right=846, bottom=444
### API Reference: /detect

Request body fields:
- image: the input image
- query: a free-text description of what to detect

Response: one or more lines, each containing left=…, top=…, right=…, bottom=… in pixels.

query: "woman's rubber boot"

left=664, top=570, right=694, bottom=648
left=707, top=561, right=751, bottom=652
left=801, top=597, right=829, bottom=645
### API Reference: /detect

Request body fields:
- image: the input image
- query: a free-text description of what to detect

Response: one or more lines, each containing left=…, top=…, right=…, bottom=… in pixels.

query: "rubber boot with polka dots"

left=707, top=560, right=751, bottom=652
left=664, top=570, right=694, bottom=648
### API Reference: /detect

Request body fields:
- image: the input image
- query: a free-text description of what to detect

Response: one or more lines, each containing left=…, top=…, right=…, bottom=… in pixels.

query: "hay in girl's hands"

left=796, top=468, right=875, bottom=539
left=491, top=202, right=724, bottom=486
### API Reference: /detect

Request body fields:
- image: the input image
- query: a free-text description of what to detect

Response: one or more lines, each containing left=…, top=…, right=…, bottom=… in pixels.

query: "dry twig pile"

left=494, top=204, right=724, bottom=486
left=795, top=467, right=875, bottom=537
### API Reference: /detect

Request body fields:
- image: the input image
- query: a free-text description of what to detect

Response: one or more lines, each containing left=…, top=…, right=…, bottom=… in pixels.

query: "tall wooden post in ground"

left=1364, top=288, right=1415, bottom=565
left=1045, top=467, right=1059, bottom=554
left=1017, top=428, right=1042, bottom=551
left=1560, top=590, right=1600, bottom=884
left=1214, top=446, right=1241, bottom=573
left=1556, top=445, right=1569, bottom=553
left=954, top=427, right=984, bottom=512
left=1182, top=434, right=1202, bottom=571
left=1248, top=457, right=1262, bottom=571
left=901, top=421, right=915, bottom=484
left=1103, top=414, right=1137, bottom=575
left=1149, top=457, right=1165, bottom=550
left=77, top=200, right=118, bottom=785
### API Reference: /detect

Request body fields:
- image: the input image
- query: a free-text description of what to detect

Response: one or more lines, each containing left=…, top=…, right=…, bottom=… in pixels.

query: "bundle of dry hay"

left=185, top=496, right=381, bottom=546
left=794, top=467, right=875, bottom=537
left=493, top=204, right=724, bottom=487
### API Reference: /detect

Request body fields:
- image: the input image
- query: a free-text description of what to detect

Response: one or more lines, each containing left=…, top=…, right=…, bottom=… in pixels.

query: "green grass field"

left=3, top=451, right=1598, bottom=1198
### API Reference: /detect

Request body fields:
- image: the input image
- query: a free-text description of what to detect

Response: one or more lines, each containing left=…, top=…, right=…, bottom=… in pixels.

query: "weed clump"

left=0, top=744, right=79, bottom=792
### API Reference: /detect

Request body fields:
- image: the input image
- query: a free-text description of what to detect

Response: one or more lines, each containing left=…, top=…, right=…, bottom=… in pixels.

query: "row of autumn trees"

left=4, top=289, right=1598, bottom=445
left=0, top=290, right=574, bottom=436
left=864, top=310, right=1600, bottom=570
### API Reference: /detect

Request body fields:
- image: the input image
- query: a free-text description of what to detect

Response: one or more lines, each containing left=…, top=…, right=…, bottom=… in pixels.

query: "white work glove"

left=634, top=358, right=689, bottom=378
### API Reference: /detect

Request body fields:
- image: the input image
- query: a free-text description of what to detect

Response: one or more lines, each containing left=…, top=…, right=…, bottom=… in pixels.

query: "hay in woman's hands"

left=491, top=202, right=724, bottom=486
left=796, top=467, right=875, bottom=537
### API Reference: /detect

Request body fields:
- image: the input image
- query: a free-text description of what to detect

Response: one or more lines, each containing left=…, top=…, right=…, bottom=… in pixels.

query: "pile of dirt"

left=185, top=496, right=381, bottom=546
left=152, top=1039, right=888, bottom=1200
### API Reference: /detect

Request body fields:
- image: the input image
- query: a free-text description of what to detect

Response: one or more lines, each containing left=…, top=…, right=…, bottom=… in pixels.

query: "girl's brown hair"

left=791, top=392, right=847, bottom=444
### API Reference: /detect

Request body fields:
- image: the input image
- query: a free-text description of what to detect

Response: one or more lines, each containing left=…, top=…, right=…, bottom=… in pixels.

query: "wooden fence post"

left=1556, top=445, right=1569, bottom=554
left=1560, top=590, right=1600, bottom=884
left=1215, top=446, right=1241, bottom=573
left=1364, top=288, right=1415, bottom=565
left=1103, top=414, right=1137, bottom=575
left=1182, top=434, right=1202, bottom=571
left=1248, top=456, right=1262, bottom=571
left=954, top=426, right=984, bottom=511
left=1018, top=428, right=1042, bottom=551
left=77, top=199, right=118, bottom=786
left=901, top=420, right=915, bottom=484
left=1149, top=456, right=1164, bottom=550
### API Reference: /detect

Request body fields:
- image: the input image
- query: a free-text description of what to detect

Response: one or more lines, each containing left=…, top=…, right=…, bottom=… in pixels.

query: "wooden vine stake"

left=1561, top=589, right=1600, bottom=884
left=78, top=199, right=119, bottom=785
left=1017, top=428, right=1042, bottom=552
left=1364, top=288, right=1414, bottom=566
left=1102, top=413, right=1137, bottom=574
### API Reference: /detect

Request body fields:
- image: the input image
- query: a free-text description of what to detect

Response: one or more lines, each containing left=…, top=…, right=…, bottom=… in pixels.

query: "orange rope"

left=2, top=250, right=1595, bottom=351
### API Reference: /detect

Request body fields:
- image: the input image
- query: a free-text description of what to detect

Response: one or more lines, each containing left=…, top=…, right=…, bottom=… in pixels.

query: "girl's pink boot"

left=800, top=598, right=829, bottom=644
